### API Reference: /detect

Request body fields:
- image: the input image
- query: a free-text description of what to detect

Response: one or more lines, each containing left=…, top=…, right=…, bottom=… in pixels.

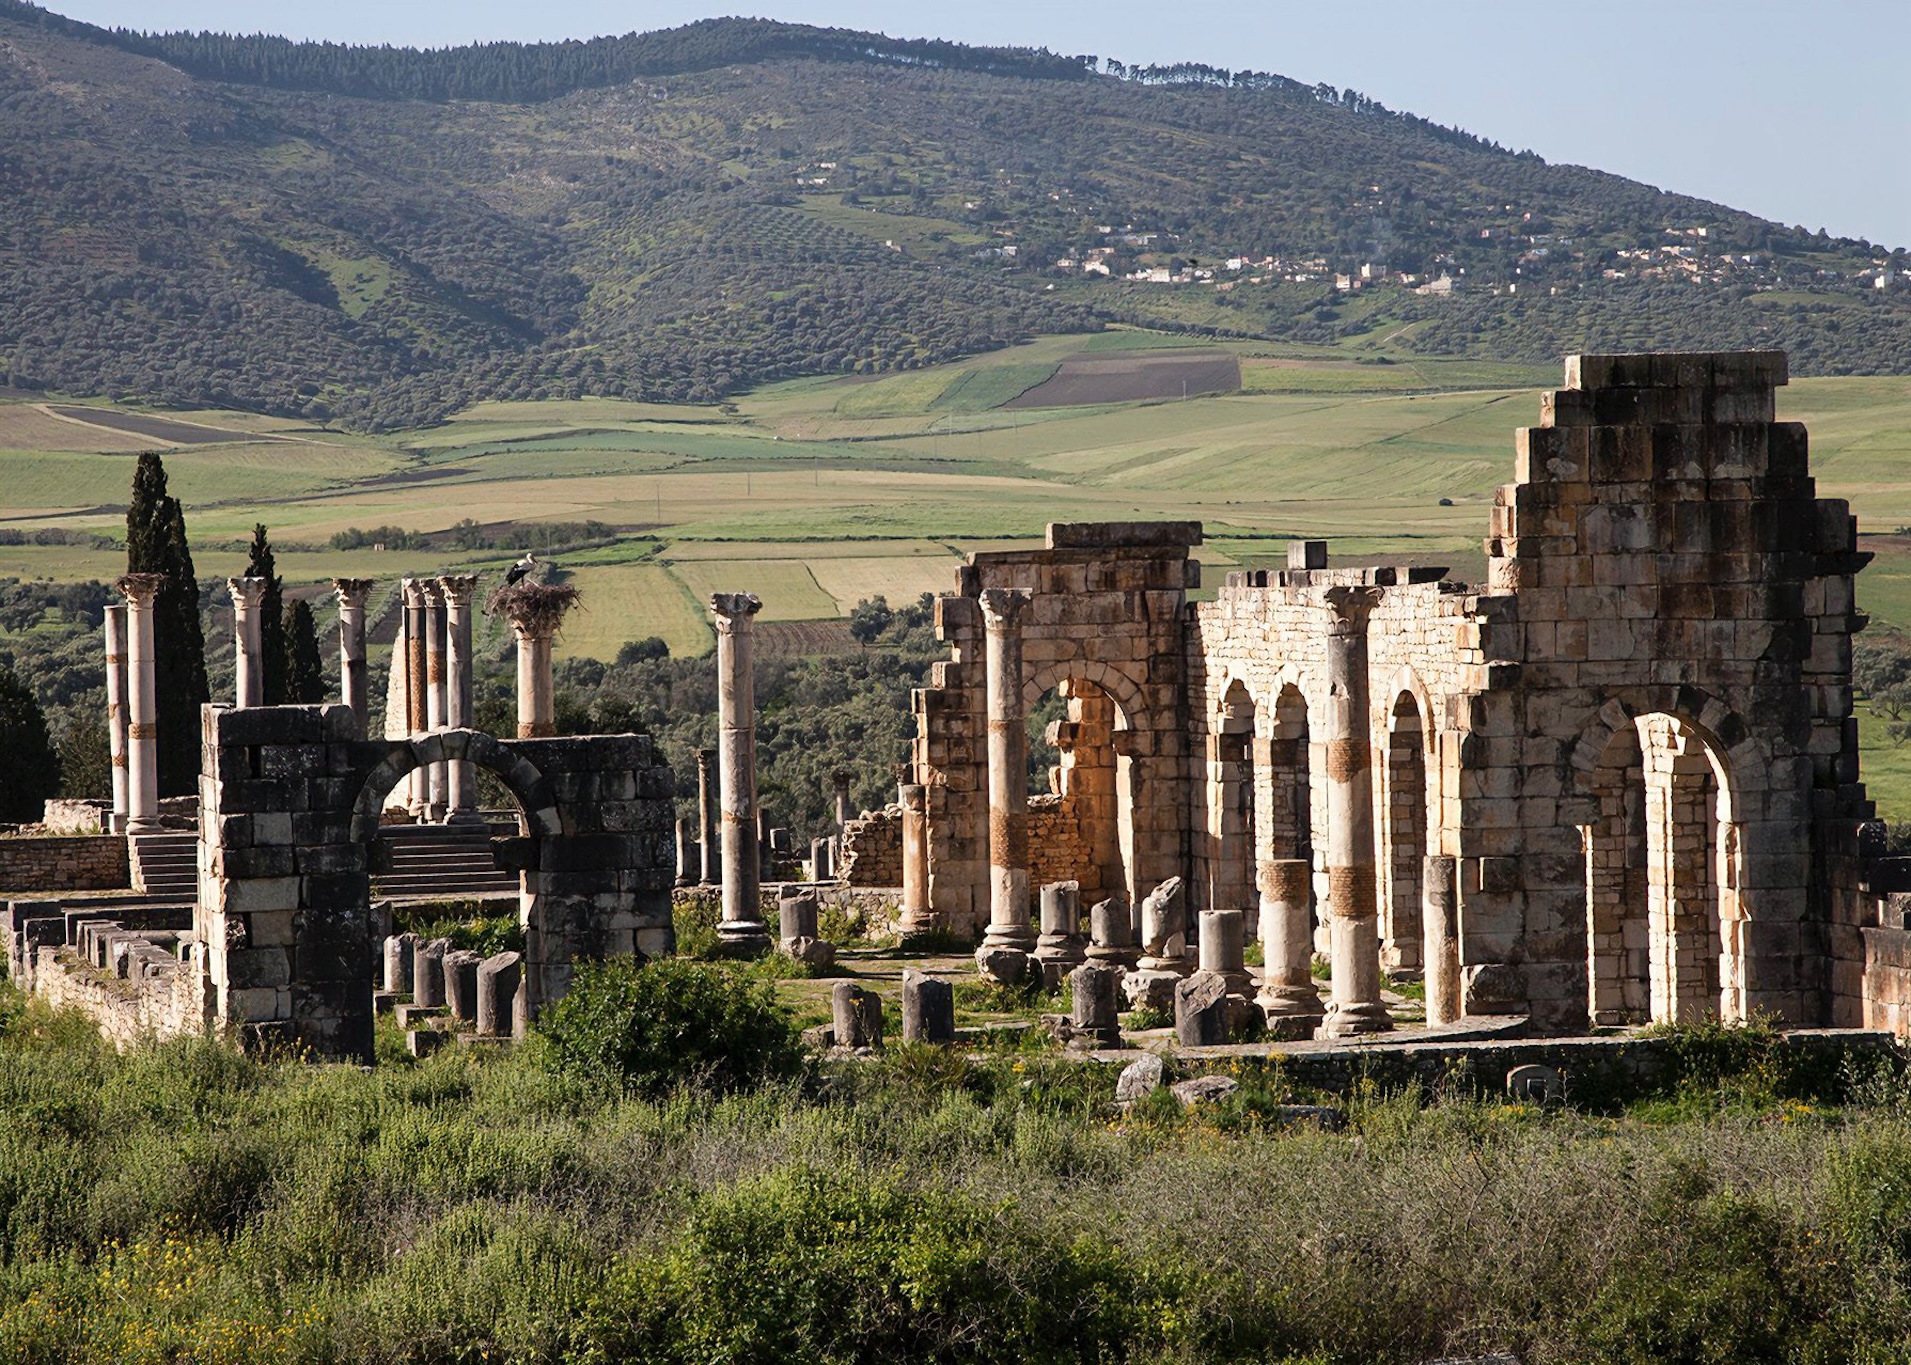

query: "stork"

left=504, top=551, right=538, bottom=586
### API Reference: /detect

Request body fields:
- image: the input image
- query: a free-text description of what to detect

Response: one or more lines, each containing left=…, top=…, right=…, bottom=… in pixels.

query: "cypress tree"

left=125, top=452, right=209, bottom=797
left=284, top=598, right=327, bottom=703
left=245, top=523, right=287, bottom=704
left=0, top=662, right=61, bottom=822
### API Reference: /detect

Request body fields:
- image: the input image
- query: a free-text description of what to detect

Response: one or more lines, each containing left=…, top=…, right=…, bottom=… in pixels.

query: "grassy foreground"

left=3, top=983, right=1911, bottom=1363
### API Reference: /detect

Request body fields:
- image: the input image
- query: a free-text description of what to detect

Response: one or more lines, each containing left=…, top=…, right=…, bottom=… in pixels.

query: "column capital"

left=116, top=572, right=166, bottom=605
left=401, top=576, right=427, bottom=607
left=710, top=592, right=762, bottom=631
left=437, top=574, right=480, bottom=608
left=1322, top=583, right=1384, bottom=631
left=695, top=747, right=714, bottom=773
left=898, top=782, right=926, bottom=812
left=418, top=578, right=445, bottom=608
left=977, top=587, right=1031, bottom=631
left=227, top=576, right=267, bottom=610
left=332, top=577, right=375, bottom=609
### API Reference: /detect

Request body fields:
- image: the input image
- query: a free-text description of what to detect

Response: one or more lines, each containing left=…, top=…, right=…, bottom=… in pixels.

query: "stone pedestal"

left=1087, top=896, right=1139, bottom=968
left=1197, top=908, right=1254, bottom=1000
left=902, top=970, right=955, bottom=1044
left=413, top=937, right=450, bottom=1009
left=711, top=592, right=769, bottom=956
left=476, top=951, right=522, bottom=1038
left=1034, top=880, right=1087, bottom=989
left=975, top=588, right=1034, bottom=980
left=1317, top=586, right=1392, bottom=1040
left=1069, top=962, right=1122, bottom=1048
left=831, top=980, right=882, bottom=1050
left=383, top=932, right=418, bottom=995
left=1256, top=857, right=1324, bottom=1038
left=332, top=578, right=374, bottom=740
left=115, top=574, right=164, bottom=835
left=777, top=889, right=835, bottom=967
left=444, top=949, right=481, bottom=1023
left=1175, top=970, right=1230, bottom=1046
left=227, top=577, right=267, bottom=708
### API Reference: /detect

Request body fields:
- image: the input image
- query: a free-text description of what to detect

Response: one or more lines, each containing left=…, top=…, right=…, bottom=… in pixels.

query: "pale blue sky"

left=50, top=0, right=1911, bottom=248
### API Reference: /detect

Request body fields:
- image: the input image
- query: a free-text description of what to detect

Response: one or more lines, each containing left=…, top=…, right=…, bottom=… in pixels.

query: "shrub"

left=536, top=957, right=803, bottom=1098
left=585, top=1167, right=1183, bottom=1363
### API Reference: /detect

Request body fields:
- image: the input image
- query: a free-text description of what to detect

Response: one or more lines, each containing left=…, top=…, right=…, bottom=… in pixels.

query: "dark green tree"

left=283, top=598, right=327, bottom=703
left=125, top=452, right=209, bottom=796
left=244, top=523, right=287, bottom=704
left=0, top=661, right=61, bottom=821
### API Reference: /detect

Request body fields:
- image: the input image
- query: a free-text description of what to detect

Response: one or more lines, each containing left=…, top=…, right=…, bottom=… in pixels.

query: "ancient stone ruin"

left=898, top=351, right=1894, bottom=1034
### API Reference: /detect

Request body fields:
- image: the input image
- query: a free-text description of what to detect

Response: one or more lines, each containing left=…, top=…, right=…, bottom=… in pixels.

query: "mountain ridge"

left=1, top=3, right=1905, bottom=430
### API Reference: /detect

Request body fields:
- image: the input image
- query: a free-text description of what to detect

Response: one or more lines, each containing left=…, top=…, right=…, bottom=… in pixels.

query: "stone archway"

left=1383, top=690, right=1430, bottom=976
left=196, top=704, right=675, bottom=1061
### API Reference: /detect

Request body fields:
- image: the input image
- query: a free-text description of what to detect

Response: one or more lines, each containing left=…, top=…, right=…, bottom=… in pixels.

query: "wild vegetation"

left=0, top=972, right=1910, bottom=1363
left=0, top=5, right=1905, bottom=431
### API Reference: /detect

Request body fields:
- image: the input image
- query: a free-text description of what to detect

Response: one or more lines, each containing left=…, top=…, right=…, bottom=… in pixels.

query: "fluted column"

left=898, top=781, right=934, bottom=934
left=711, top=592, right=768, bottom=954
left=1318, top=584, right=1391, bottom=1038
left=332, top=578, right=374, bottom=739
left=439, top=575, right=480, bottom=823
left=1255, top=857, right=1323, bottom=1037
left=403, top=578, right=429, bottom=814
left=696, top=748, right=719, bottom=884
left=103, top=604, right=128, bottom=833
left=227, top=577, right=267, bottom=709
left=116, top=574, right=164, bottom=835
left=978, top=588, right=1035, bottom=959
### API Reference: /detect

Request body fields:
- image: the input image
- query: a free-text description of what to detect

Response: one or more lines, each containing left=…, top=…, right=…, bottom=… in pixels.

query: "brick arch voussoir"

left=349, top=731, right=562, bottom=841
left=1022, top=659, right=1148, bottom=732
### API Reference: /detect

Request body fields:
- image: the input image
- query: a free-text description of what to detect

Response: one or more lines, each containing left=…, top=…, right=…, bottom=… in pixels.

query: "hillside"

left=1, top=3, right=1907, bottom=429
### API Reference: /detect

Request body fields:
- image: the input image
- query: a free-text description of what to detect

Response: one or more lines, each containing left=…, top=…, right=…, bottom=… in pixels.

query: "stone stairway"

left=373, top=823, right=518, bottom=901
left=129, top=831, right=197, bottom=900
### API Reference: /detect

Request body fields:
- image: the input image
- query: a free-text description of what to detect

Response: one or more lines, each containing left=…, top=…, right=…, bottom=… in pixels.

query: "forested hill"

left=2, top=3, right=1907, bottom=431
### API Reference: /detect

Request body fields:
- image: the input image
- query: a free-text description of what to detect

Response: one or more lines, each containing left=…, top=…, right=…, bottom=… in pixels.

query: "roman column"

left=116, top=574, right=165, bottom=835
left=402, top=579, right=429, bottom=814
left=977, top=588, right=1035, bottom=963
left=1317, top=584, right=1391, bottom=1038
left=103, top=604, right=128, bottom=833
left=1255, top=857, right=1323, bottom=1038
left=696, top=747, right=719, bottom=884
left=227, top=577, right=267, bottom=708
left=897, top=781, right=935, bottom=935
left=832, top=771, right=854, bottom=827
left=420, top=579, right=448, bottom=819
left=439, top=575, right=480, bottom=823
left=1423, top=854, right=1461, bottom=1025
left=332, top=578, right=374, bottom=739
left=499, top=596, right=564, bottom=739
left=711, top=592, right=768, bottom=954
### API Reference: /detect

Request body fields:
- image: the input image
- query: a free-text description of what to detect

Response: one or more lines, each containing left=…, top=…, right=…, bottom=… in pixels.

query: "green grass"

left=557, top=564, right=712, bottom=661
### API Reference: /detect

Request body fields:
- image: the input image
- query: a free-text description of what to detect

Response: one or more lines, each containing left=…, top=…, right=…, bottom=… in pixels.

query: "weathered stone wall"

left=1028, top=794, right=1099, bottom=895
left=840, top=805, right=903, bottom=887
left=0, top=836, right=128, bottom=893
left=31, top=942, right=200, bottom=1049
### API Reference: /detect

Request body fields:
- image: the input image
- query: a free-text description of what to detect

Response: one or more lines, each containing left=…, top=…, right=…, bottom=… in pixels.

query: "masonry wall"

left=840, top=806, right=903, bottom=887
left=0, top=836, right=128, bottom=893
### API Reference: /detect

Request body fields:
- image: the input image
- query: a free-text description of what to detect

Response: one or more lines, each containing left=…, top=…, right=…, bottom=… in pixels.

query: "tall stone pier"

left=116, top=574, right=165, bottom=834
left=439, top=575, right=480, bottom=823
left=332, top=578, right=374, bottom=739
left=228, top=576, right=267, bottom=709
left=1318, top=584, right=1391, bottom=1038
left=711, top=593, right=769, bottom=954
left=103, top=604, right=129, bottom=833
left=976, top=588, right=1035, bottom=977
left=506, top=612, right=556, bottom=739
left=421, top=579, right=448, bottom=819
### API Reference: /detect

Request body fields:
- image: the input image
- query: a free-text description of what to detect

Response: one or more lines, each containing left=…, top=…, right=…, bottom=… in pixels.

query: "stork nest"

left=487, top=581, right=581, bottom=636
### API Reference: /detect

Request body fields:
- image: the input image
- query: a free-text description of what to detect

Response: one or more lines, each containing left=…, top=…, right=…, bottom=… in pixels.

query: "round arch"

left=1022, top=660, right=1144, bottom=731
left=1568, top=685, right=1751, bottom=816
left=351, top=729, right=563, bottom=844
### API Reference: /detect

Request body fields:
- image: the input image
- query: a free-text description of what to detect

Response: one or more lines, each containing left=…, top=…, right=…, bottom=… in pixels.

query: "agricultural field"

left=1, top=339, right=1908, bottom=684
